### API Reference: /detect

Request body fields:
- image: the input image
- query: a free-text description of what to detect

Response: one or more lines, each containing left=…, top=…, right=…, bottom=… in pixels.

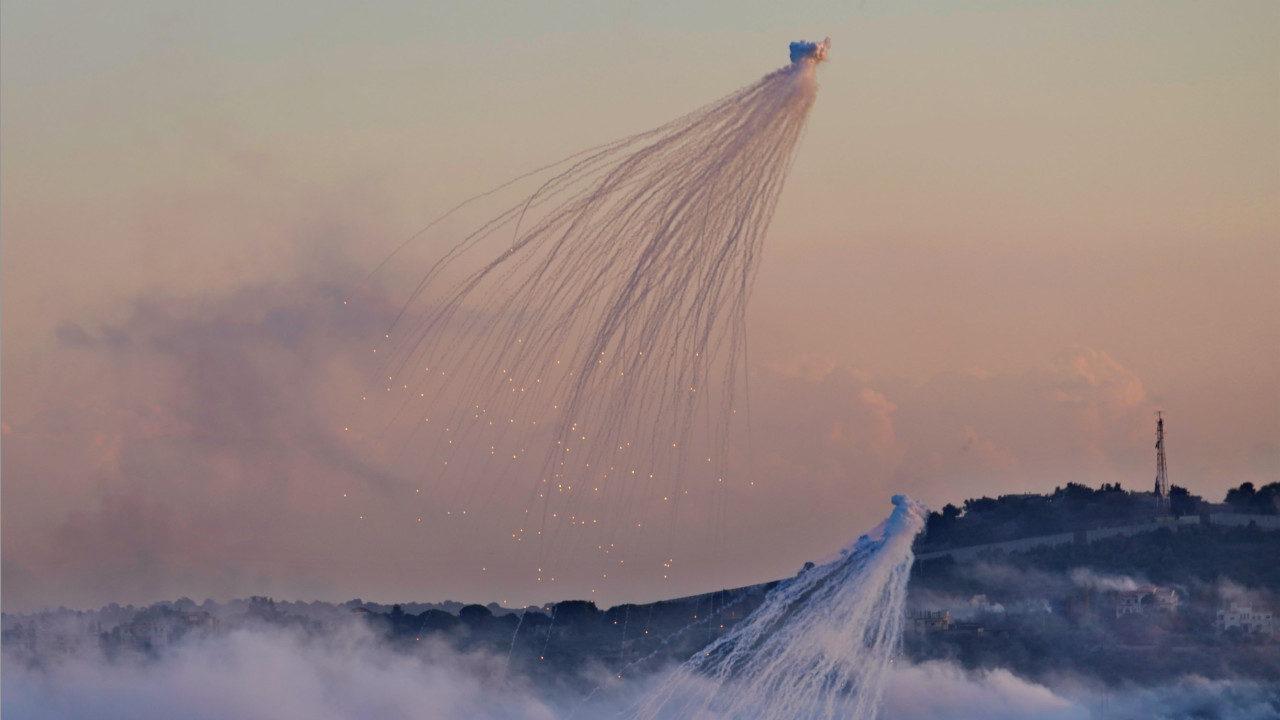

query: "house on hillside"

left=1217, top=603, right=1274, bottom=635
left=908, top=610, right=951, bottom=634
left=1115, top=585, right=1178, bottom=618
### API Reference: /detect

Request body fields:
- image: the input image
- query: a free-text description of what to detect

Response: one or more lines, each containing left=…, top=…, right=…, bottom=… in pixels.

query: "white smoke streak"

left=629, top=495, right=927, bottom=720
left=361, top=43, right=828, bottom=580
left=1068, top=568, right=1141, bottom=593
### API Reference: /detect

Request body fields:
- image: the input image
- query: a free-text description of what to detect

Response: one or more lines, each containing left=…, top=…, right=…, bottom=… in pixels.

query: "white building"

left=1217, top=603, right=1274, bottom=635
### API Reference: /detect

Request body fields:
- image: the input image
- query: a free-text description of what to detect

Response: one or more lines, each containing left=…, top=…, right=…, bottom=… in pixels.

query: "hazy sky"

left=3, top=0, right=1277, bottom=612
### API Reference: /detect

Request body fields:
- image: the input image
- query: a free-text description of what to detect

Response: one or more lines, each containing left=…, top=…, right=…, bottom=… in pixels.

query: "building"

left=1217, top=603, right=1274, bottom=635
left=908, top=610, right=951, bottom=634
left=1115, top=585, right=1178, bottom=618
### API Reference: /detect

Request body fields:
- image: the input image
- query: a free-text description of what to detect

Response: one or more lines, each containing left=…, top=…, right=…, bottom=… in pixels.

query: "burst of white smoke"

left=629, top=495, right=927, bottom=720
left=790, top=38, right=831, bottom=64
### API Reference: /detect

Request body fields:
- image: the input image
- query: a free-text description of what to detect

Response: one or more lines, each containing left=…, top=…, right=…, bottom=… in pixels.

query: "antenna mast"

left=1154, top=412, right=1169, bottom=513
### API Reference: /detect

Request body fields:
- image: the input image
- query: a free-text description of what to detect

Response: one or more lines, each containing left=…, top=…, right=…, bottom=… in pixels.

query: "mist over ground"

left=5, top=619, right=1276, bottom=720
left=6, top=520, right=1279, bottom=720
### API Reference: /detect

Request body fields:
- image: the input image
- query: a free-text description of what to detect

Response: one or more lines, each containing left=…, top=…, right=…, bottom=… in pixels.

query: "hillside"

left=5, top=482, right=1277, bottom=691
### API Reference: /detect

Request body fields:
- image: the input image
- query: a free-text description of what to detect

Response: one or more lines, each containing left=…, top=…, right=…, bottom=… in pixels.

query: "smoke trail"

left=629, top=495, right=927, bottom=720
left=360, top=40, right=830, bottom=583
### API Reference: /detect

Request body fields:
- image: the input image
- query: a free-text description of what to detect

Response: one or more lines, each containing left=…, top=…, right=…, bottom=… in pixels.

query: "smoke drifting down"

left=632, top=495, right=926, bottom=720
left=356, top=41, right=828, bottom=589
left=7, top=496, right=1278, bottom=719
left=7, top=624, right=1276, bottom=720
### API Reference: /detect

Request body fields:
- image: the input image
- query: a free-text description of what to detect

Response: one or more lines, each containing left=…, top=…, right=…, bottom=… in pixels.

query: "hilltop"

left=916, top=480, right=1279, bottom=553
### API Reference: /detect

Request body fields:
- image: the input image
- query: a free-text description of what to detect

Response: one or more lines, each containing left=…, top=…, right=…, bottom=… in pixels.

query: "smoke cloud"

left=882, top=662, right=1280, bottom=720
left=2, top=623, right=556, bottom=720
left=6, top=629, right=1275, bottom=720
left=789, top=38, right=830, bottom=64
left=0, top=245, right=1229, bottom=611
left=1069, top=567, right=1142, bottom=593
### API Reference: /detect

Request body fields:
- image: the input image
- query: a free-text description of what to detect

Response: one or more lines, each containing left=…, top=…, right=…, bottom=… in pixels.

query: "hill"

left=5, top=481, right=1277, bottom=691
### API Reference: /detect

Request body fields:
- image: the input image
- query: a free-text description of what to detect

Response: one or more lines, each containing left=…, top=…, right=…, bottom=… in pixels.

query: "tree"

left=246, top=596, right=281, bottom=622
left=1225, top=482, right=1256, bottom=509
left=1224, top=482, right=1280, bottom=514
left=963, top=497, right=998, bottom=515
left=1169, top=485, right=1201, bottom=517
left=1254, top=482, right=1280, bottom=514
left=459, top=604, right=493, bottom=625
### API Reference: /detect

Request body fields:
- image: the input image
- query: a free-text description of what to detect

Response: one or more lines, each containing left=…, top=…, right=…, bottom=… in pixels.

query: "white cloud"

left=2, top=624, right=557, bottom=720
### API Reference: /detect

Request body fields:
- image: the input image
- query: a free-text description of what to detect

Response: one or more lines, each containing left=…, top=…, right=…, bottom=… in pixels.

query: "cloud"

left=1069, top=568, right=1141, bottom=593
left=3, top=271, right=1173, bottom=612
left=9, top=631, right=1274, bottom=720
left=2, top=623, right=558, bottom=720
left=884, top=662, right=1085, bottom=720
left=746, top=346, right=1156, bottom=516
left=882, top=662, right=1280, bottom=720
left=1216, top=578, right=1278, bottom=612
left=788, top=38, right=830, bottom=64
left=1091, top=676, right=1280, bottom=720
left=0, top=224, right=1178, bottom=614
left=2, top=257, right=405, bottom=611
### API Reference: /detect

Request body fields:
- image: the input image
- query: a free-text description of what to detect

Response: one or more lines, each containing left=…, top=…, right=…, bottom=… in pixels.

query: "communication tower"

left=1154, top=412, right=1169, bottom=513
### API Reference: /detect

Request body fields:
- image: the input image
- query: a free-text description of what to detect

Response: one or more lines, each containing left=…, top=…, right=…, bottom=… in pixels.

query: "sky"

left=2, top=0, right=1277, bottom=613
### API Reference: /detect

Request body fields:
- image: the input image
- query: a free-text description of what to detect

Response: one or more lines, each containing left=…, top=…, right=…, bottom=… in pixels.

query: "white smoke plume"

left=1069, top=567, right=1143, bottom=593
left=3, top=623, right=556, bottom=720
left=629, top=495, right=927, bottom=720
left=354, top=40, right=829, bottom=589
left=882, top=662, right=1280, bottom=720
left=789, top=38, right=831, bottom=64
left=7, top=629, right=1275, bottom=720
